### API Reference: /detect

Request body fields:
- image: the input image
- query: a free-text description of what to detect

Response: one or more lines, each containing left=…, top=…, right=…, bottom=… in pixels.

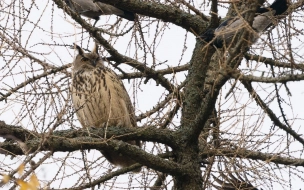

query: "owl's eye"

left=81, top=57, right=89, bottom=62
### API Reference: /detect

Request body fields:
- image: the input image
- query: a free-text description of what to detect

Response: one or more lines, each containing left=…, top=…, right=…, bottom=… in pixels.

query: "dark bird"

left=64, top=0, right=135, bottom=26
left=199, top=0, right=289, bottom=48
left=71, top=44, right=141, bottom=172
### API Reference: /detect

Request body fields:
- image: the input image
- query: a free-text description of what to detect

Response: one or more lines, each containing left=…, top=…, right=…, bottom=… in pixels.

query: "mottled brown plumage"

left=71, top=44, right=140, bottom=171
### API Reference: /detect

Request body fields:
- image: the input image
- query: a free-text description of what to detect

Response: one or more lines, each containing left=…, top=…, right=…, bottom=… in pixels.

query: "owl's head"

left=72, top=44, right=104, bottom=73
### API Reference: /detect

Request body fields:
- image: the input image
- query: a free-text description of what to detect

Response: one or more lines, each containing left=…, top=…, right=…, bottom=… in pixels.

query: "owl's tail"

left=101, top=140, right=141, bottom=172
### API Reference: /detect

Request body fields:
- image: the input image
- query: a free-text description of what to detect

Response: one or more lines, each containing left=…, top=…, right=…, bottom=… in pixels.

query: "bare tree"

left=0, top=0, right=304, bottom=189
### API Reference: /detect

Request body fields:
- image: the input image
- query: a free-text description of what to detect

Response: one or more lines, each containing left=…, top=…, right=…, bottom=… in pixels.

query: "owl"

left=71, top=44, right=140, bottom=171
left=64, top=0, right=135, bottom=26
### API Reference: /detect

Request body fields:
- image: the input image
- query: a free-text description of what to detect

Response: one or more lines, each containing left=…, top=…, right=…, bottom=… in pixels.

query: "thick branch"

left=227, top=71, right=304, bottom=83
left=0, top=121, right=37, bottom=141
left=118, top=63, right=189, bottom=80
left=0, top=122, right=185, bottom=176
left=0, top=122, right=177, bottom=150
left=201, top=148, right=304, bottom=167
left=95, top=0, right=208, bottom=34
left=0, top=136, right=189, bottom=176
left=244, top=53, right=304, bottom=71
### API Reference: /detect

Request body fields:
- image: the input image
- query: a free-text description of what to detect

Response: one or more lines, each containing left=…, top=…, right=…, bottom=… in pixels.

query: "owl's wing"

left=106, top=69, right=140, bottom=147
left=107, top=68, right=137, bottom=128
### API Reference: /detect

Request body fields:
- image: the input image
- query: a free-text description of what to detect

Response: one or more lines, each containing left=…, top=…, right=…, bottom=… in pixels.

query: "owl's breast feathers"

left=71, top=66, right=136, bottom=129
left=71, top=44, right=140, bottom=171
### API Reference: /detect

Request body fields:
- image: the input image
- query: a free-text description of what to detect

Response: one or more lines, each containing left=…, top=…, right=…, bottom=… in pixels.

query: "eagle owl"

left=71, top=44, right=140, bottom=171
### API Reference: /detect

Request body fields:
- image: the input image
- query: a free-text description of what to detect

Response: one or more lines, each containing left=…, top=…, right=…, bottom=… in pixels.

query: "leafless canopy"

left=1, top=0, right=304, bottom=189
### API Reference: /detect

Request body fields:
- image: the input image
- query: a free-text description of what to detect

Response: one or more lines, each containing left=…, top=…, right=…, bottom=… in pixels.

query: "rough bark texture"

left=1, top=0, right=304, bottom=189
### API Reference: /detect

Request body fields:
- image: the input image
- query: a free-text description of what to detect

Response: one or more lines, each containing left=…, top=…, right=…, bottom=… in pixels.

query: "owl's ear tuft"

left=73, top=43, right=84, bottom=56
left=92, top=43, right=99, bottom=55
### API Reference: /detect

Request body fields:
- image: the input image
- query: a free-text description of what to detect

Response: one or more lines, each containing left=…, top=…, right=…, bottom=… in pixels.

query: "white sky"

left=0, top=0, right=303, bottom=189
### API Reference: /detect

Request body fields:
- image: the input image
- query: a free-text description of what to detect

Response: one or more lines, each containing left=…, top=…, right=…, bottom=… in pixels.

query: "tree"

left=1, top=0, right=304, bottom=189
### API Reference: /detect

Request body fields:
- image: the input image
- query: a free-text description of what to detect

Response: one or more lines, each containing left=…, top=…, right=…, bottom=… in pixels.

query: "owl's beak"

left=90, top=60, right=97, bottom=67
left=91, top=57, right=100, bottom=67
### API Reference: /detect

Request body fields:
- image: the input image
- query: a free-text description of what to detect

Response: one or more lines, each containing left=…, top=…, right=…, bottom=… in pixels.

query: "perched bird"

left=64, top=0, right=135, bottom=26
left=71, top=44, right=140, bottom=171
left=199, top=0, right=288, bottom=48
